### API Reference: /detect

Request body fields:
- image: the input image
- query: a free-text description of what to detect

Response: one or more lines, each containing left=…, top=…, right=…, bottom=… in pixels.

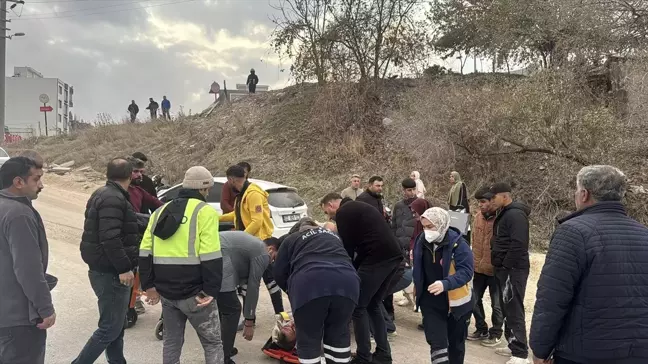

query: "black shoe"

left=417, top=323, right=424, bottom=331
left=230, top=347, right=238, bottom=357
left=226, top=360, right=236, bottom=364
left=350, top=356, right=372, bottom=364
left=467, top=330, right=489, bottom=341
left=372, top=352, right=392, bottom=364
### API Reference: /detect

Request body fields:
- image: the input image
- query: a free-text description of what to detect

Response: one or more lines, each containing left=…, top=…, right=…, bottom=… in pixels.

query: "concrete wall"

left=6, top=77, right=72, bottom=136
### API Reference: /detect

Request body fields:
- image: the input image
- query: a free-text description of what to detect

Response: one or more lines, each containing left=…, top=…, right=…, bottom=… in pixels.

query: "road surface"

left=36, top=182, right=510, bottom=364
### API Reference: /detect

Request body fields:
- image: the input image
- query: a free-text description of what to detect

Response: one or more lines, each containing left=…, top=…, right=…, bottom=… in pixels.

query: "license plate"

left=282, top=214, right=301, bottom=223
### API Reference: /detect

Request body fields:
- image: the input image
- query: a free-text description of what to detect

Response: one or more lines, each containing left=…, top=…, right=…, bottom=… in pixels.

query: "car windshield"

left=267, top=189, right=305, bottom=208
left=0, top=148, right=8, bottom=158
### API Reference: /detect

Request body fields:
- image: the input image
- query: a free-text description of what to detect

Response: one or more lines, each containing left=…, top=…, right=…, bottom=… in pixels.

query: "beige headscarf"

left=448, top=171, right=464, bottom=206
left=411, top=171, right=427, bottom=198
left=420, top=207, right=451, bottom=237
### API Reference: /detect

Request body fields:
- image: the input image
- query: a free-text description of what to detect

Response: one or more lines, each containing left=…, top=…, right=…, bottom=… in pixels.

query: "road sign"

left=39, top=94, right=50, bottom=104
left=209, top=81, right=220, bottom=94
left=40, top=106, right=53, bottom=112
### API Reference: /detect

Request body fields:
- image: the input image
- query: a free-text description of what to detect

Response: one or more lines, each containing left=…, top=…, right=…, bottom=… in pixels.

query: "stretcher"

left=262, top=312, right=299, bottom=364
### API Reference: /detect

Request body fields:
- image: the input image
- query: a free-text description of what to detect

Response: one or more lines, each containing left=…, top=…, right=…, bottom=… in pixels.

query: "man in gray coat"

left=0, top=157, right=55, bottom=364
left=218, top=231, right=271, bottom=364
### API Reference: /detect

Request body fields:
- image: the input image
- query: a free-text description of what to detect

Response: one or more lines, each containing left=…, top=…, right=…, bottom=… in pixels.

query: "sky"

left=5, top=0, right=470, bottom=122
left=6, top=0, right=294, bottom=121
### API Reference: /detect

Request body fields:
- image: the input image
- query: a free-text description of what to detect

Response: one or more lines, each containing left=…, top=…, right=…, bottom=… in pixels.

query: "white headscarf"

left=411, top=171, right=427, bottom=198
left=420, top=207, right=451, bottom=238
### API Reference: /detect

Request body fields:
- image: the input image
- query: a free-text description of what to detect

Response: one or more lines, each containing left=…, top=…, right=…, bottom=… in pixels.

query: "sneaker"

left=481, top=336, right=502, bottom=347
left=387, top=331, right=397, bottom=341
left=417, top=323, right=424, bottom=331
left=135, top=299, right=146, bottom=315
left=495, top=347, right=512, bottom=357
left=467, top=330, right=488, bottom=341
left=505, top=357, right=529, bottom=364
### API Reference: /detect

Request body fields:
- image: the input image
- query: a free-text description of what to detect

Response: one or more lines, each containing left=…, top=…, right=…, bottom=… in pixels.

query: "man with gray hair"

left=530, top=165, right=648, bottom=364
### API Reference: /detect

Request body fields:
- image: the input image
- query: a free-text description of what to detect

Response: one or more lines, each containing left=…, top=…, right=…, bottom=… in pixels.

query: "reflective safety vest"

left=139, top=198, right=222, bottom=265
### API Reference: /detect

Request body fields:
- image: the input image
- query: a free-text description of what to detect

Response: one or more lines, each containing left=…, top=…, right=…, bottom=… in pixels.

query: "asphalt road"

left=35, top=183, right=509, bottom=364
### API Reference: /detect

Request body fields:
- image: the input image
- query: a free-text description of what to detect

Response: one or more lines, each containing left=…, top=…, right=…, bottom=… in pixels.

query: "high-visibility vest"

left=140, top=198, right=222, bottom=265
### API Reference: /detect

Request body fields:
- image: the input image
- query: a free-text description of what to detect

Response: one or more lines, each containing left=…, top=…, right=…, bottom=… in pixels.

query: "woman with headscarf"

left=448, top=171, right=470, bottom=213
left=412, top=207, right=474, bottom=364
left=410, top=171, right=427, bottom=199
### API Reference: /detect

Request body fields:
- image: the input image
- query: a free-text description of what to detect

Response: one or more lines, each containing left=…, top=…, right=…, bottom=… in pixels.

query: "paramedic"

left=268, top=218, right=360, bottom=364
left=218, top=231, right=271, bottom=364
left=220, top=164, right=284, bottom=314
left=413, top=207, right=474, bottom=364
left=139, top=166, right=224, bottom=364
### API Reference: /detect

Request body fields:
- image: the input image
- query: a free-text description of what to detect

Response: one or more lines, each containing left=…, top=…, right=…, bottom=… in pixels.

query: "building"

left=6, top=66, right=74, bottom=137
left=225, top=83, right=269, bottom=102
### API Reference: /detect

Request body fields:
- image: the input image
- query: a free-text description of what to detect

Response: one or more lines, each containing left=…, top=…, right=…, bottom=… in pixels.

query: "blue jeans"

left=72, top=270, right=131, bottom=364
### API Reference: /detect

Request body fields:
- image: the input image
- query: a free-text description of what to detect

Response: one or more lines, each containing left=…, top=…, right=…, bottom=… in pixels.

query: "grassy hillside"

left=11, top=67, right=648, bottom=249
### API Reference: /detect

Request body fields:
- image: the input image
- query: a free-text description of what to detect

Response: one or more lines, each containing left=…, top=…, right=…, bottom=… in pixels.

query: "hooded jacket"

left=221, top=182, right=273, bottom=240
left=491, top=201, right=531, bottom=270
left=0, top=190, right=54, bottom=328
left=472, top=211, right=495, bottom=276
left=412, top=227, right=474, bottom=317
left=530, top=202, right=648, bottom=364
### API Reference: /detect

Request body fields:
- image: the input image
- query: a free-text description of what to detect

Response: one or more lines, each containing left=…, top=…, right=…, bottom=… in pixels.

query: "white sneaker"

left=505, top=357, right=529, bottom=364
left=495, top=347, right=512, bottom=357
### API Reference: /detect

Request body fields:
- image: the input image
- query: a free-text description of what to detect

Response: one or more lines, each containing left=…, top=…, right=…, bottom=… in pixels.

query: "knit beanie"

left=182, top=166, right=214, bottom=190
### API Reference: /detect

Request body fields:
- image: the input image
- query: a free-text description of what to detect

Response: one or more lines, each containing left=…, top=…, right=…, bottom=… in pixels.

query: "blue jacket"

left=530, top=202, right=648, bottom=364
left=161, top=99, right=171, bottom=110
left=413, top=227, right=474, bottom=318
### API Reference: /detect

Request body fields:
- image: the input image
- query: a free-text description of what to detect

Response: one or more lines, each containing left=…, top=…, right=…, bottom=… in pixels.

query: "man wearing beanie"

left=139, top=166, right=225, bottom=364
left=489, top=182, right=531, bottom=364
left=467, top=186, right=503, bottom=347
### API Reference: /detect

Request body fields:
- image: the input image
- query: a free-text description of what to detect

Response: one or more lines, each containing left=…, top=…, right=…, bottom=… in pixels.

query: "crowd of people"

left=128, top=96, right=173, bottom=122
left=1, top=150, right=648, bottom=364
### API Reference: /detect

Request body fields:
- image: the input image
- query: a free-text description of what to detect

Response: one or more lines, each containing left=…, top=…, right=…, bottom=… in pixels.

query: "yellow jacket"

left=221, top=183, right=274, bottom=240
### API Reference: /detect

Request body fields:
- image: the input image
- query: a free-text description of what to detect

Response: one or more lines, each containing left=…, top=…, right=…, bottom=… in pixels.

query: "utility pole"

left=0, top=0, right=7, bottom=146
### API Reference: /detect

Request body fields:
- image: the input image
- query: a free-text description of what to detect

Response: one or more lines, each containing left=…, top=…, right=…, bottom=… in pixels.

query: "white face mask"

left=424, top=230, right=441, bottom=243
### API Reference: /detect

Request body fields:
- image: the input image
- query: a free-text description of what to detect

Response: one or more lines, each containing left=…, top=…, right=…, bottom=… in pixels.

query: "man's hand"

left=119, top=271, right=135, bottom=287
left=195, top=294, right=214, bottom=308
left=533, top=355, right=554, bottom=364
left=427, top=280, right=445, bottom=296
left=242, top=320, right=255, bottom=341
left=37, top=312, right=56, bottom=330
left=145, top=288, right=160, bottom=306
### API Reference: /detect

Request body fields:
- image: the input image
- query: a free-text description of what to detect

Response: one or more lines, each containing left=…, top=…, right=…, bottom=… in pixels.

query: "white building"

left=6, top=66, right=74, bottom=137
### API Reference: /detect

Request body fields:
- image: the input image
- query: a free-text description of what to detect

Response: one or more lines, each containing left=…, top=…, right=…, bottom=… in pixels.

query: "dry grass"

left=10, top=63, right=648, bottom=246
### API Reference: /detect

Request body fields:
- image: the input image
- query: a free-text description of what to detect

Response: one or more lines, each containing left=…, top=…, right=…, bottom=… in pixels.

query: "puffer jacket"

left=491, top=201, right=531, bottom=269
left=391, top=198, right=416, bottom=255
left=530, top=202, right=648, bottom=364
left=80, top=181, right=140, bottom=274
left=471, top=211, right=495, bottom=276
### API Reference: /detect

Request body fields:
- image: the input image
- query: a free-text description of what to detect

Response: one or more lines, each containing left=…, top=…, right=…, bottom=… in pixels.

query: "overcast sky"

left=6, top=0, right=468, bottom=122
left=6, top=0, right=294, bottom=121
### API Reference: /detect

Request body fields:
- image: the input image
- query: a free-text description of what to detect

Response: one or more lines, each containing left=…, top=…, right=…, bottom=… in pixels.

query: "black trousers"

left=472, top=272, right=504, bottom=338
left=420, top=293, right=471, bottom=364
left=293, top=296, right=355, bottom=364
left=555, top=357, right=580, bottom=364
left=217, top=291, right=242, bottom=363
left=262, top=264, right=284, bottom=314
left=353, top=259, right=402, bottom=363
left=495, top=267, right=529, bottom=359
left=0, top=325, right=47, bottom=364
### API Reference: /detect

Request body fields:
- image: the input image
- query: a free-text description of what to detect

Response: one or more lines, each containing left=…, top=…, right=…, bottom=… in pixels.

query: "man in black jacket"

left=356, top=175, right=388, bottom=222
left=321, top=194, right=404, bottom=364
left=73, top=158, right=140, bottom=364
left=489, top=182, right=531, bottom=364
left=531, top=165, right=648, bottom=364
left=131, top=152, right=157, bottom=198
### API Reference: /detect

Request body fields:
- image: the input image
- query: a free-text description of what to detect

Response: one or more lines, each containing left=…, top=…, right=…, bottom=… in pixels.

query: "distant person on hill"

left=247, top=69, right=259, bottom=94
left=341, top=174, right=363, bottom=200
left=410, top=171, right=427, bottom=199
left=161, top=96, right=171, bottom=120
left=356, top=176, right=389, bottom=223
left=146, top=98, right=159, bottom=120
left=127, top=100, right=139, bottom=123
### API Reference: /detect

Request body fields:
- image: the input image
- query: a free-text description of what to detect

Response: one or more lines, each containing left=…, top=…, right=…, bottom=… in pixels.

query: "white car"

left=0, top=147, right=9, bottom=168
left=158, top=177, right=308, bottom=238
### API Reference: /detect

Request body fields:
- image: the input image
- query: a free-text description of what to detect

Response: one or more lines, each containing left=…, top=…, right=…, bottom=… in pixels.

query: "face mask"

left=424, top=230, right=441, bottom=243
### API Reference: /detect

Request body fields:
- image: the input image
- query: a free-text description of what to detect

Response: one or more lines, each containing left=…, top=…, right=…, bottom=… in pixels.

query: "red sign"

left=40, top=106, right=53, bottom=112
left=4, top=133, right=23, bottom=143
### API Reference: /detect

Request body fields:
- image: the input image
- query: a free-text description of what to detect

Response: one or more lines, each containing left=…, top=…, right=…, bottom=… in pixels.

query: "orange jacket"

left=472, top=212, right=495, bottom=276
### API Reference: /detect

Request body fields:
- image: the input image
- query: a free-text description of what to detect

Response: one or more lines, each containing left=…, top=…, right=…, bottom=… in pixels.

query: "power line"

left=11, top=0, right=196, bottom=20
left=15, top=0, right=166, bottom=17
